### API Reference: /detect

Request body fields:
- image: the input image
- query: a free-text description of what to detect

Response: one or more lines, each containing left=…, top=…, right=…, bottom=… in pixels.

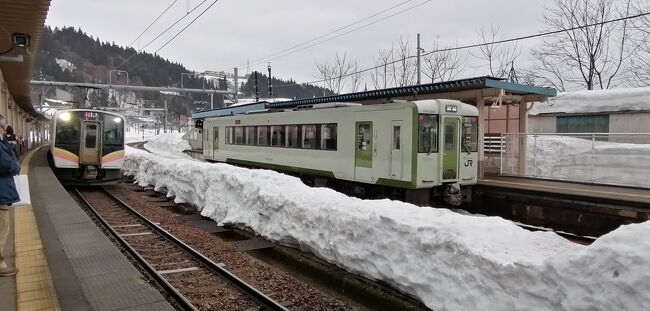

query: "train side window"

left=245, top=126, right=256, bottom=145
left=418, top=114, right=438, bottom=153
left=301, top=125, right=317, bottom=149
left=270, top=125, right=284, bottom=147
left=393, top=126, right=401, bottom=150
left=286, top=125, right=300, bottom=148
left=257, top=126, right=269, bottom=146
left=234, top=126, right=244, bottom=145
left=226, top=127, right=233, bottom=145
left=320, top=124, right=337, bottom=150
left=213, top=127, right=219, bottom=150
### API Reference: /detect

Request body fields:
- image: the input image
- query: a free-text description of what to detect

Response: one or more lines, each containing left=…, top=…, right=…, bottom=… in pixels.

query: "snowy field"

left=505, top=135, right=650, bottom=188
left=123, top=143, right=650, bottom=310
left=142, top=133, right=192, bottom=159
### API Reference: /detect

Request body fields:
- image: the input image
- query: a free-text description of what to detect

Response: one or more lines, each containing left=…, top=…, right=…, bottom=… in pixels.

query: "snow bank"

left=142, top=133, right=192, bottom=158
left=530, top=86, right=650, bottom=115
left=122, top=149, right=650, bottom=310
left=525, top=136, right=650, bottom=188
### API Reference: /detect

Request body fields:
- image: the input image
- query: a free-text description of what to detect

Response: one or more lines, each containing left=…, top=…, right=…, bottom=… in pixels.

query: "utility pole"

left=254, top=71, right=259, bottom=102
left=267, top=62, right=273, bottom=98
left=416, top=33, right=422, bottom=85
left=164, top=99, right=168, bottom=133
left=234, top=67, right=239, bottom=104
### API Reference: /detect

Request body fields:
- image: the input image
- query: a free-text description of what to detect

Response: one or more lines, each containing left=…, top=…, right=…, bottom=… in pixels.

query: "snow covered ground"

left=520, top=135, right=650, bottom=188
left=123, top=146, right=650, bottom=310
left=142, top=133, right=192, bottom=159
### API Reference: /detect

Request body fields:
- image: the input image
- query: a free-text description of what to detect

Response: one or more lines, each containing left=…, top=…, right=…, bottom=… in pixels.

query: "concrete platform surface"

left=2, top=147, right=176, bottom=311
left=480, top=175, right=650, bottom=207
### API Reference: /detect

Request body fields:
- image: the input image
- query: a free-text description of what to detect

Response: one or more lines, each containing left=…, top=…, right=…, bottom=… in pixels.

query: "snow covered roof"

left=530, top=87, right=650, bottom=115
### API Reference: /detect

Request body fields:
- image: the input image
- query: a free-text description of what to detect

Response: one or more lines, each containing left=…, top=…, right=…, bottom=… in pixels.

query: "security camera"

left=11, top=33, right=30, bottom=48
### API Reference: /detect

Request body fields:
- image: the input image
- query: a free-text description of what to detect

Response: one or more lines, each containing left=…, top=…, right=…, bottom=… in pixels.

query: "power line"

left=127, top=0, right=178, bottom=47
left=239, top=0, right=417, bottom=68
left=247, top=0, right=433, bottom=69
left=154, top=0, right=220, bottom=54
left=273, top=11, right=650, bottom=88
left=115, top=0, right=211, bottom=70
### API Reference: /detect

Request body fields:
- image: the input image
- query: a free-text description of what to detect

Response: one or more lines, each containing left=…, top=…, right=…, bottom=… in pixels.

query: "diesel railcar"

left=48, top=109, right=125, bottom=185
left=200, top=99, right=479, bottom=205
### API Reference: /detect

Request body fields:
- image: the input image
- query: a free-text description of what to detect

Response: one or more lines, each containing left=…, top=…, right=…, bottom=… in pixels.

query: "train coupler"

left=444, top=183, right=462, bottom=206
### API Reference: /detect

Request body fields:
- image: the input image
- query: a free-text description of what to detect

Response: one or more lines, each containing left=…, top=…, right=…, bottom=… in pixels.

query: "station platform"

left=479, top=175, right=650, bottom=208
left=0, top=147, right=174, bottom=311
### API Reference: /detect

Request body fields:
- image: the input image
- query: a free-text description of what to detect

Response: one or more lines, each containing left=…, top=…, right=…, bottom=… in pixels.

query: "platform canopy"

left=0, top=0, right=51, bottom=116
left=267, top=76, right=556, bottom=109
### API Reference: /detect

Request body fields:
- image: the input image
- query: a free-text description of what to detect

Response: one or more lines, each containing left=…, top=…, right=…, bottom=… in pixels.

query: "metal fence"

left=492, top=133, right=650, bottom=188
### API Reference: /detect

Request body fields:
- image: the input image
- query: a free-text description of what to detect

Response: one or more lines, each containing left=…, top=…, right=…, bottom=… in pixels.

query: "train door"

left=390, top=120, right=402, bottom=179
left=212, top=126, right=219, bottom=158
left=442, top=117, right=460, bottom=180
left=80, top=121, right=101, bottom=164
left=355, top=121, right=373, bottom=181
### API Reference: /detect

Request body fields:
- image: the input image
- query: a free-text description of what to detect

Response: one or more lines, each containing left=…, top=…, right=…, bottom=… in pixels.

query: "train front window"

left=418, top=114, right=438, bottom=153
left=462, top=116, right=479, bottom=152
left=85, top=124, right=98, bottom=148
left=55, top=113, right=80, bottom=146
left=104, top=117, right=124, bottom=146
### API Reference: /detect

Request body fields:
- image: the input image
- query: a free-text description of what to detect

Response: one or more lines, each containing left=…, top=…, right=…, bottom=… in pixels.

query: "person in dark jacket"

left=3, top=125, right=18, bottom=160
left=0, top=114, right=20, bottom=277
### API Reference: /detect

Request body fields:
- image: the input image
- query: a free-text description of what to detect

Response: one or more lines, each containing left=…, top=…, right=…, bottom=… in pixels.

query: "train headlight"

left=113, top=117, right=122, bottom=123
left=58, top=112, right=71, bottom=122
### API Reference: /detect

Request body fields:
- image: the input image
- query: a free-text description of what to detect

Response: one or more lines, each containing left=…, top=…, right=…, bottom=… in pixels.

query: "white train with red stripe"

left=48, top=109, right=125, bottom=185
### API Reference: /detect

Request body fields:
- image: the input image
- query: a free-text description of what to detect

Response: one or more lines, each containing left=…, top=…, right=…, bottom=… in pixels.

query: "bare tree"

left=315, top=52, right=354, bottom=94
left=422, top=39, right=467, bottom=83
left=532, top=0, right=631, bottom=90
left=627, top=0, right=650, bottom=86
left=348, top=59, right=365, bottom=92
left=471, top=25, right=521, bottom=78
left=390, top=36, right=417, bottom=87
left=369, top=47, right=393, bottom=89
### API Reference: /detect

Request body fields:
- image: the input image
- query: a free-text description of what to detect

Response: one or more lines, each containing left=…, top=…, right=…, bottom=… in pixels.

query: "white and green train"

left=200, top=99, right=479, bottom=205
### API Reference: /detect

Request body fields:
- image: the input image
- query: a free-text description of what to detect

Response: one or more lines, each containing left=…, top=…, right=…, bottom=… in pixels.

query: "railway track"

left=73, top=187, right=289, bottom=311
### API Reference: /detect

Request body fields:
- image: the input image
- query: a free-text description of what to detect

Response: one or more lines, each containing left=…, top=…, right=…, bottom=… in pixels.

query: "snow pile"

left=530, top=86, right=650, bottom=115
left=122, top=149, right=650, bottom=310
left=143, top=133, right=192, bottom=158
left=55, top=58, right=76, bottom=72
left=526, top=136, right=650, bottom=187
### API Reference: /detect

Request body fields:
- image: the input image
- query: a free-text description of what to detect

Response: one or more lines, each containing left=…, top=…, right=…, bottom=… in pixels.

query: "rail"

left=494, top=133, right=650, bottom=188
left=75, top=187, right=289, bottom=311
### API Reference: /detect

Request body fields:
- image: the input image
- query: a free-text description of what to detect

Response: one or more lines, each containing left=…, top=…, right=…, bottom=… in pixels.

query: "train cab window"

left=320, top=124, right=337, bottom=150
left=257, top=126, right=269, bottom=146
left=418, top=114, right=438, bottom=153
left=234, top=126, right=244, bottom=144
left=104, top=117, right=124, bottom=146
left=245, top=126, right=256, bottom=145
left=462, top=116, right=479, bottom=152
left=301, top=125, right=317, bottom=149
left=213, top=127, right=219, bottom=150
left=286, top=125, right=300, bottom=148
left=270, top=126, right=284, bottom=147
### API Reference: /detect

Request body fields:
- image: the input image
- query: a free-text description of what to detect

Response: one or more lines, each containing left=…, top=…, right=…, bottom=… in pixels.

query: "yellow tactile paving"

left=13, top=146, right=61, bottom=311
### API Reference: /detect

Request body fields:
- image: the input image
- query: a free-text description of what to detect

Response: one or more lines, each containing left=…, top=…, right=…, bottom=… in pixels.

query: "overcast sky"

left=46, top=0, right=549, bottom=84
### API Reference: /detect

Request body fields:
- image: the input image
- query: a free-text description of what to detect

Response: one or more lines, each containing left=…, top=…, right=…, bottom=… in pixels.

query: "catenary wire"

left=247, top=0, right=433, bottom=69
left=271, top=11, right=650, bottom=88
left=127, top=0, right=179, bottom=47
left=154, top=0, right=221, bottom=54
left=238, top=0, right=418, bottom=69
left=115, top=0, right=211, bottom=70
